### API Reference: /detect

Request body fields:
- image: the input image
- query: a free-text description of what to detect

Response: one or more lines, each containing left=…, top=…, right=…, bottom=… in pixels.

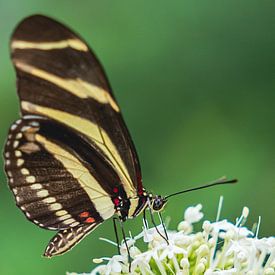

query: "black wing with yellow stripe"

left=10, top=14, right=143, bottom=197
left=4, top=116, right=115, bottom=256
left=4, top=15, right=143, bottom=257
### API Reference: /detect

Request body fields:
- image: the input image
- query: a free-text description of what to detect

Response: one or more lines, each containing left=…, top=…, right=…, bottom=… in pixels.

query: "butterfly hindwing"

left=4, top=116, right=118, bottom=230
left=44, top=222, right=102, bottom=257
left=10, top=15, right=143, bottom=197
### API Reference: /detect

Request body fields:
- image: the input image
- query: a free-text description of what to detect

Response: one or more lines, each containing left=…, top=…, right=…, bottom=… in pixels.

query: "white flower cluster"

left=68, top=199, right=275, bottom=275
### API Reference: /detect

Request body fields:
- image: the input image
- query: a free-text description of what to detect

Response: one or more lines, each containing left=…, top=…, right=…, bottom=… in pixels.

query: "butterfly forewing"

left=10, top=15, right=143, bottom=197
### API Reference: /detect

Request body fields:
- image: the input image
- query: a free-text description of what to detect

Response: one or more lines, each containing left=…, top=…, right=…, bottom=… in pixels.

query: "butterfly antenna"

left=164, top=176, right=237, bottom=200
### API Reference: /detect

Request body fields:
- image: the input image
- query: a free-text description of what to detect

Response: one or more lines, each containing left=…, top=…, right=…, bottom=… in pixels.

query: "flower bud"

left=180, top=258, right=190, bottom=269
left=196, top=244, right=209, bottom=257
left=195, top=262, right=205, bottom=274
left=203, top=220, right=212, bottom=233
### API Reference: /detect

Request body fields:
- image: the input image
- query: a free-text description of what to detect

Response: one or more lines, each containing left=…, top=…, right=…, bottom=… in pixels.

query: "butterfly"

left=4, top=14, right=236, bottom=258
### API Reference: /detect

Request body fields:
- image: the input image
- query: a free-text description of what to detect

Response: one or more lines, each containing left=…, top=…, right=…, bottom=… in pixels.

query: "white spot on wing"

left=16, top=133, right=23, bottom=139
left=43, top=197, right=56, bottom=204
left=56, top=210, right=68, bottom=216
left=49, top=203, right=62, bottom=211
left=67, top=232, right=73, bottom=239
left=37, top=190, right=49, bottom=197
left=15, top=150, right=22, bottom=157
left=30, top=121, right=40, bottom=127
left=58, top=214, right=71, bottom=221
left=11, top=124, right=17, bottom=131
left=17, top=159, right=24, bottom=167
left=13, top=141, right=19, bottom=148
left=71, top=221, right=80, bottom=227
left=21, top=168, right=30, bottom=175
left=21, top=126, right=31, bottom=132
left=26, top=176, right=36, bottom=183
left=63, top=218, right=75, bottom=225
left=30, top=183, right=43, bottom=190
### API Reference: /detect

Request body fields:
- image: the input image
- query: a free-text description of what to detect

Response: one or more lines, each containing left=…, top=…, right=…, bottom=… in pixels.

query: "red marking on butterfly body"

left=114, top=198, right=120, bottom=206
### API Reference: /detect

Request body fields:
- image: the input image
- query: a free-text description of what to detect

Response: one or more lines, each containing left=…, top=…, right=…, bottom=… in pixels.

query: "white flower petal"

left=111, top=260, right=122, bottom=273
left=184, top=204, right=204, bottom=224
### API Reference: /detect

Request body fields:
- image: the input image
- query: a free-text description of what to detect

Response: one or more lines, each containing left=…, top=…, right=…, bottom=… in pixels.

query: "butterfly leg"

left=143, top=209, right=149, bottom=229
left=147, top=198, right=169, bottom=245
left=118, top=218, right=132, bottom=272
left=112, top=217, right=120, bottom=255
left=158, top=211, right=169, bottom=240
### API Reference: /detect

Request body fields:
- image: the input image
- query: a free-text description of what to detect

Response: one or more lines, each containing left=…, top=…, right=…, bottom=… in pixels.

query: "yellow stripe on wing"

left=22, top=101, right=135, bottom=197
left=22, top=101, right=102, bottom=143
left=11, top=39, right=88, bottom=52
left=15, top=61, right=119, bottom=112
left=36, top=134, right=115, bottom=220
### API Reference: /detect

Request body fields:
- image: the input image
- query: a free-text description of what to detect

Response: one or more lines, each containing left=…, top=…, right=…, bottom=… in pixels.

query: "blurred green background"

left=0, top=1, right=274, bottom=274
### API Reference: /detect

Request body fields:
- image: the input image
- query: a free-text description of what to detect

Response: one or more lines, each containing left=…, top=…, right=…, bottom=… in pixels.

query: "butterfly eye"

left=152, top=196, right=167, bottom=212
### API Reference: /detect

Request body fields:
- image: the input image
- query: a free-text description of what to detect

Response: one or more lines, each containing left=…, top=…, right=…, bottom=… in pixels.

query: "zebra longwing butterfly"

left=4, top=15, right=236, bottom=258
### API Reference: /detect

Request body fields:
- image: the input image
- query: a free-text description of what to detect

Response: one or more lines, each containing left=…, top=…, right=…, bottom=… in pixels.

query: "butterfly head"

left=150, top=195, right=167, bottom=212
